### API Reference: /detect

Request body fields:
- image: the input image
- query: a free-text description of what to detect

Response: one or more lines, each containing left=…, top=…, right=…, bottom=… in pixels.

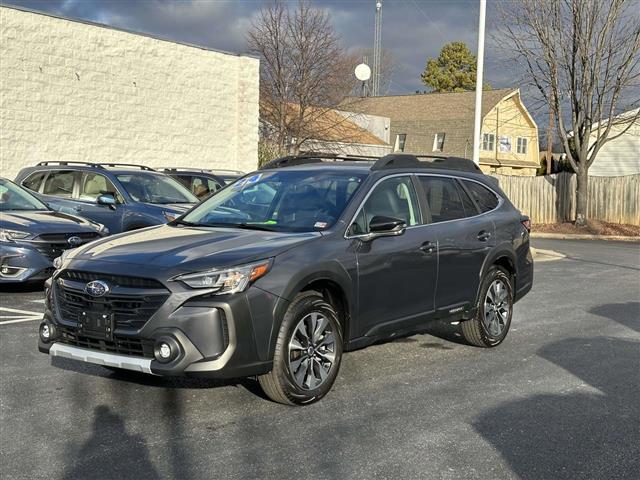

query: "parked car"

left=38, top=154, right=533, bottom=404
left=0, top=178, right=106, bottom=283
left=15, top=162, right=198, bottom=234
left=210, top=169, right=244, bottom=185
left=162, top=168, right=230, bottom=200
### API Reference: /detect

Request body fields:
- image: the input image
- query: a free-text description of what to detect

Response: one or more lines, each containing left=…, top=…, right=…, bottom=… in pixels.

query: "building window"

left=432, top=132, right=445, bottom=152
left=517, top=137, right=528, bottom=154
left=395, top=134, right=407, bottom=152
left=482, top=133, right=495, bottom=151
left=499, top=135, right=512, bottom=152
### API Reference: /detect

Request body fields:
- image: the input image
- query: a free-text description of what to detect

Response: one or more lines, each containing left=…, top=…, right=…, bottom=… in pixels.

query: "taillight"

left=521, top=217, right=531, bottom=232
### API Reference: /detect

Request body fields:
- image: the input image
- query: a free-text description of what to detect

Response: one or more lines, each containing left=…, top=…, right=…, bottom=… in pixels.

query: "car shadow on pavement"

left=589, top=301, right=640, bottom=333
left=0, top=280, right=44, bottom=293
left=50, top=356, right=268, bottom=397
left=472, top=335, right=640, bottom=479
left=63, top=405, right=161, bottom=480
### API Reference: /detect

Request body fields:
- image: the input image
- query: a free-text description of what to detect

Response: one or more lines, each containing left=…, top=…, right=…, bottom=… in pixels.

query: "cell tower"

left=372, top=0, right=382, bottom=96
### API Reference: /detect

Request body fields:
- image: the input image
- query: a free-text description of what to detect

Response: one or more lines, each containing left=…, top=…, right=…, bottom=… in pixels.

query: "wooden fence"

left=491, top=172, right=640, bottom=225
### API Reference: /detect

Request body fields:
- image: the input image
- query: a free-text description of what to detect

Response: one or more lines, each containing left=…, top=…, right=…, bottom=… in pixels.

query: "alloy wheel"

left=483, top=279, right=510, bottom=337
left=288, top=312, right=336, bottom=390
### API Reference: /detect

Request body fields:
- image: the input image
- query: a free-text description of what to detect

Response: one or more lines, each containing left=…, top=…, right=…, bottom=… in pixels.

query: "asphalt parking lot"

left=1, top=238, right=638, bottom=480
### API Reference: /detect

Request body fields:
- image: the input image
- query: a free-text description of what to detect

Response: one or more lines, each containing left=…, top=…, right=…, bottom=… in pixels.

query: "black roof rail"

left=371, top=154, right=482, bottom=173
left=259, top=153, right=378, bottom=170
left=37, top=161, right=104, bottom=168
left=35, top=161, right=156, bottom=171
left=99, top=163, right=156, bottom=171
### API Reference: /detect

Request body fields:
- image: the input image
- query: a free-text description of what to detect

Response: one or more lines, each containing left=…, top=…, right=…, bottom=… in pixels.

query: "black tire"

left=461, top=266, right=513, bottom=347
left=258, top=291, right=343, bottom=405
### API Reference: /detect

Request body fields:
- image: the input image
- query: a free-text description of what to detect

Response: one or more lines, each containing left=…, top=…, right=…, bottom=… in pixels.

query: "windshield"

left=181, top=170, right=366, bottom=232
left=0, top=179, right=49, bottom=211
left=116, top=173, right=197, bottom=204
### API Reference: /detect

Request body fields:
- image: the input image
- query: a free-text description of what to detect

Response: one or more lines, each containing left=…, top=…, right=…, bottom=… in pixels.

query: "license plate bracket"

left=78, top=311, right=114, bottom=339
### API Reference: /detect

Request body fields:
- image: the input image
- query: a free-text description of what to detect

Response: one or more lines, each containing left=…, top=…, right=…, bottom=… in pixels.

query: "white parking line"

left=0, top=307, right=42, bottom=325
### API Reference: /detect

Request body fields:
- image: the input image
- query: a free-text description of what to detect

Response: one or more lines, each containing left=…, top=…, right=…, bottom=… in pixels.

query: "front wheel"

left=461, top=266, right=513, bottom=347
left=259, top=291, right=343, bottom=405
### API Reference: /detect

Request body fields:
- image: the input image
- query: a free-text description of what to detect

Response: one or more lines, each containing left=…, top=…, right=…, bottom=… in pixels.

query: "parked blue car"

left=15, top=162, right=198, bottom=234
left=0, top=178, right=107, bottom=283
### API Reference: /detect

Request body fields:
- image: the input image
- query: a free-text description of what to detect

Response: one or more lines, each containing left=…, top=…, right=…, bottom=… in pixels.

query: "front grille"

left=54, top=271, right=170, bottom=331
left=57, top=326, right=155, bottom=358
left=32, top=233, right=101, bottom=261
left=60, top=270, right=164, bottom=289
left=37, top=232, right=101, bottom=242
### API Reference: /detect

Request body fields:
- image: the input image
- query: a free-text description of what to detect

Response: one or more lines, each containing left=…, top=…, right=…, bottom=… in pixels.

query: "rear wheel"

left=461, top=266, right=513, bottom=347
left=259, top=291, right=343, bottom=405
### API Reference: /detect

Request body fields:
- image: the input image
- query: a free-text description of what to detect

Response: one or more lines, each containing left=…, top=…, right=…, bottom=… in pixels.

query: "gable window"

left=394, top=134, right=407, bottom=152
left=499, top=136, right=512, bottom=152
left=432, top=132, right=445, bottom=152
left=517, top=137, right=528, bottom=154
left=482, top=133, right=495, bottom=151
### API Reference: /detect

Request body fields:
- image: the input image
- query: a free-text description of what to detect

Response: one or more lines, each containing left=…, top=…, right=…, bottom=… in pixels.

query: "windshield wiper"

left=171, top=219, right=202, bottom=227
left=234, top=223, right=280, bottom=232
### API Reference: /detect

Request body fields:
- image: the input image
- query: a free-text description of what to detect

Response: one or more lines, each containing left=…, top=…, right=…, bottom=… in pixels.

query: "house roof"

left=261, top=102, right=388, bottom=146
left=342, top=88, right=517, bottom=122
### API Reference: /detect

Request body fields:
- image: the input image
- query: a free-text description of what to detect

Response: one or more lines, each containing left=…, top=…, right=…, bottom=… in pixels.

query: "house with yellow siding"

left=343, top=88, right=540, bottom=176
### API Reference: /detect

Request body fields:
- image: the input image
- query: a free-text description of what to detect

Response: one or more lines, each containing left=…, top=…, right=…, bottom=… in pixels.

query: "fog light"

left=39, top=322, right=55, bottom=343
left=159, top=343, right=171, bottom=359
left=153, top=336, right=180, bottom=363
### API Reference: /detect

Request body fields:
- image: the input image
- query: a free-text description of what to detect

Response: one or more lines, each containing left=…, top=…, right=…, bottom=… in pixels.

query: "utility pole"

left=372, top=1, right=382, bottom=96
left=472, top=0, right=486, bottom=165
left=546, top=89, right=555, bottom=175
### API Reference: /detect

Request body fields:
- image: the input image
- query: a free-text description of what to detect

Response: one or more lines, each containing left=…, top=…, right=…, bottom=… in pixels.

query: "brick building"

left=0, top=5, right=259, bottom=179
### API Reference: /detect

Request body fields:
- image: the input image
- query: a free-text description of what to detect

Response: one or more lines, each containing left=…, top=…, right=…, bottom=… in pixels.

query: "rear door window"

left=462, top=180, right=499, bottom=213
left=418, top=176, right=469, bottom=223
left=22, top=171, right=46, bottom=192
left=42, top=170, right=76, bottom=198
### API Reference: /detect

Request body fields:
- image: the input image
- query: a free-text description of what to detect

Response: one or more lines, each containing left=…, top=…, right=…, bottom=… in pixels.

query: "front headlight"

left=89, top=220, right=109, bottom=235
left=0, top=229, right=30, bottom=242
left=53, top=249, right=71, bottom=270
left=163, top=211, right=178, bottom=222
left=174, top=259, right=272, bottom=293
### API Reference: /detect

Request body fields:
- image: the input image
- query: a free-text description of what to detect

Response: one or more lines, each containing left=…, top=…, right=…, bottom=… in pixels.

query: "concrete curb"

left=531, top=248, right=566, bottom=262
left=531, top=232, right=640, bottom=242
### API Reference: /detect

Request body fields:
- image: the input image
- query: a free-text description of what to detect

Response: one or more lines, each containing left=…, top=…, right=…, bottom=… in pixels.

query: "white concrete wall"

left=588, top=117, right=640, bottom=176
left=0, top=6, right=259, bottom=180
left=336, top=110, right=390, bottom=144
left=301, top=139, right=392, bottom=157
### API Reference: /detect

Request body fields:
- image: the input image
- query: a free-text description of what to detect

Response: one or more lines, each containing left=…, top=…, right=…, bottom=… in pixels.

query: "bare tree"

left=247, top=1, right=359, bottom=158
left=499, top=0, right=639, bottom=226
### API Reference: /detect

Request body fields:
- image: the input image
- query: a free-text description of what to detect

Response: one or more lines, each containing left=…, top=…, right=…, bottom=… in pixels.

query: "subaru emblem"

left=67, top=236, right=82, bottom=247
left=84, top=280, right=110, bottom=297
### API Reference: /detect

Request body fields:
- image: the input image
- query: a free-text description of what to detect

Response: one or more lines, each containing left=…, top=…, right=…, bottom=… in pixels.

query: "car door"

left=417, top=175, right=496, bottom=314
left=74, top=171, right=124, bottom=232
left=349, top=175, right=438, bottom=337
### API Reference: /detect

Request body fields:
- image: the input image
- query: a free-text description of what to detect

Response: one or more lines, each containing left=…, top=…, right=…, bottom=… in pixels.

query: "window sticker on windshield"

left=314, top=221, right=328, bottom=229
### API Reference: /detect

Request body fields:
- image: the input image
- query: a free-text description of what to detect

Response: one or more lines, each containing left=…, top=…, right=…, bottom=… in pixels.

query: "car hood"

left=0, top=210, right=99, bottom=235
left=71, top=224, right=321, bottom=271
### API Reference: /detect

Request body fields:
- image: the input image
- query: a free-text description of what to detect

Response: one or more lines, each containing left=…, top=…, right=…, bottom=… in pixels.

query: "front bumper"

left=39, top=266, right=287, bottom=378
left=0, top=244, right=54, bottom=283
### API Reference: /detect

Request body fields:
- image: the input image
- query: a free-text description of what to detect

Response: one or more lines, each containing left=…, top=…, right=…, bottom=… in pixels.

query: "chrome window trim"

left=344, top=172, right=503, bottom=239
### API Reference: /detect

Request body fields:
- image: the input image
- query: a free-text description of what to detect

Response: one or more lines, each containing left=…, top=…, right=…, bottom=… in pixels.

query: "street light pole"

left=472, top=0, right=486, bottom=165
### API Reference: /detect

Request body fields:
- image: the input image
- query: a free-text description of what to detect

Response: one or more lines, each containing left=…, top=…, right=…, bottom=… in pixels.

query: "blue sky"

left=4, top=1, right=540, bottom=116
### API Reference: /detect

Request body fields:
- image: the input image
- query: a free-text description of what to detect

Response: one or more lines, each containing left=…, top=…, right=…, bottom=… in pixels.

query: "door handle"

left=477, top=230, right=492, bottom=242
left=420, top=241, right=436, bottom=254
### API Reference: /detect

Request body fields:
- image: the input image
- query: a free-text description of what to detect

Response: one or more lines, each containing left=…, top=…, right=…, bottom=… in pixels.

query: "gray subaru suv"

left=39, top=154, right=533, bottom=405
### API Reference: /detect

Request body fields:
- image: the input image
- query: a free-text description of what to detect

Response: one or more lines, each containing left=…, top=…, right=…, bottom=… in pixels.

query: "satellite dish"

left=355, top=63, right=372, bottom=82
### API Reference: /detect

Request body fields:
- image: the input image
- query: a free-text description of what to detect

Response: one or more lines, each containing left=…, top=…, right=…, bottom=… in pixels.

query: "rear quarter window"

left=22, top=171, right=46, bottom=192
left=462, top=180, right=499, bottom=213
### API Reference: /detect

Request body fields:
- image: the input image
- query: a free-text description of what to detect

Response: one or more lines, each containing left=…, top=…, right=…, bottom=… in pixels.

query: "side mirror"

left=359, top=216, right=406, bottom=242
left=97, top=193, right=117, bottom=208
